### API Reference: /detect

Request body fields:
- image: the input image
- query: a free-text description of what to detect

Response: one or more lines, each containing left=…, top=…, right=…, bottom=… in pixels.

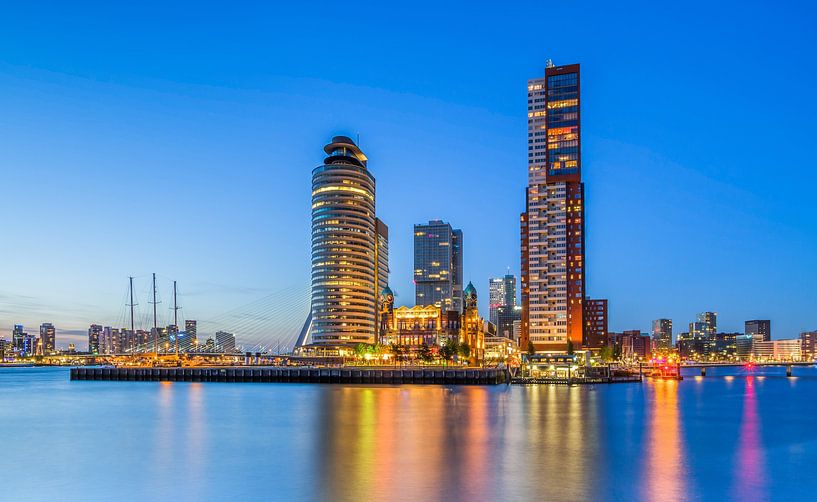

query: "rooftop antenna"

left=356, top=132, right=360, bottom=146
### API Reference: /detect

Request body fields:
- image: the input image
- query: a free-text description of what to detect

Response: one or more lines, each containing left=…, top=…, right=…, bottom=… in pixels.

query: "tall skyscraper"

left=88, top=324, right=102, bottom=354
left=488, top=274, right=517, bottom=325
left=185, top=319, right=198, bottom=346
left=745, top=320, right=771, bottom=342
left=414, top=220, right=463, bottom=312
left=652, top=319, right=673, bottom=350
left=12, top=324, right=25, bottom=353
left=306, top=136, right=384, bottom=347
left=697, top=312, right=717, bottom=337
left=583, top=299, right=608, bottom=348
left=520, top=62, right=585, bottom=352
left=39, top=323, right=56, bottom=354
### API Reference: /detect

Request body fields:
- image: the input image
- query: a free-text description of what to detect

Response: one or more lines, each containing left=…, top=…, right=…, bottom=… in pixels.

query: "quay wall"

left=70, top=366, right=511, bottom=385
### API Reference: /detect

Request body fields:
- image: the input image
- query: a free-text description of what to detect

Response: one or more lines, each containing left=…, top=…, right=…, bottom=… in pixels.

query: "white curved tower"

left=310, top=136, right=378, bottom=346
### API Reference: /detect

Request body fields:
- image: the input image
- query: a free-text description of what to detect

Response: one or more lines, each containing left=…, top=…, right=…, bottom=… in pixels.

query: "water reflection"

left=314, top=384, right=613, bottom=501
left=733, top=377, right=766, bottom=499
left=5, top=368, right=817, bottom=501
left=642, top=380, right=687, bottom=500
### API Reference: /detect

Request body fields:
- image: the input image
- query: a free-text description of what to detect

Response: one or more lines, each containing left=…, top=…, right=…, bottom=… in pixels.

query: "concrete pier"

left=70, top=366, right=511, bottom=385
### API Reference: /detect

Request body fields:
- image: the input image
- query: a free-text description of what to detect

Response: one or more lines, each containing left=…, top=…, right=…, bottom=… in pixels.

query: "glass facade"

left=414, top=220, right=463, bottom=313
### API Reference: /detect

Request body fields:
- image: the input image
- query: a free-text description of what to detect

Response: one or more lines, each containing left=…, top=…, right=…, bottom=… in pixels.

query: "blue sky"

left=1, top=1, right=815, bottom=348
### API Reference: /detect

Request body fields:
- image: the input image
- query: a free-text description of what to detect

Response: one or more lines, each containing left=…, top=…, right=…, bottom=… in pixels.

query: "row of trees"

left=352, top=339, right=471, bottom=365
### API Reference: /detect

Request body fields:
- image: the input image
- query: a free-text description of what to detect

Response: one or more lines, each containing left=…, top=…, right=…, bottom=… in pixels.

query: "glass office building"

left=414, top=220, right=463, bottom=313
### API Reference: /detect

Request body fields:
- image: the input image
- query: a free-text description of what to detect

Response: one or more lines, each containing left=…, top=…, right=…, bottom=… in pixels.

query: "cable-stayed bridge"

left=108, top=276, right=310, bottom=355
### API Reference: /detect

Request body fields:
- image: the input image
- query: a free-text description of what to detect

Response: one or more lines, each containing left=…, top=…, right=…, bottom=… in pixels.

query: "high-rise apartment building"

left=414, top=220, right=463, bottom=313
left=304, top=136, right=385, bottom=347
left=583, top=299, right=608, bottom=348
left=521, top=62, right=585, bottom=352
left=88, top=324, right=102, bottom=354
left=745, top=320, right=771, bottom=342
left=652, top=319, right=673, bottom=350
left=39, top=323, right=56, bottom=354
left=489, top=275, right=517, bottom=325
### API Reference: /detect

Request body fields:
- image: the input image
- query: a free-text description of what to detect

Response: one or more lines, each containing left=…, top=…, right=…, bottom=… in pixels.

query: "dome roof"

left=381, top=285, right=394, bottom=297
left=463, top=281, right=477, bottom=297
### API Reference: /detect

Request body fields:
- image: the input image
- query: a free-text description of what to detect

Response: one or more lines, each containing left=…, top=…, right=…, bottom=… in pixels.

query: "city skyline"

left=2, top=2, right=817, bottom=349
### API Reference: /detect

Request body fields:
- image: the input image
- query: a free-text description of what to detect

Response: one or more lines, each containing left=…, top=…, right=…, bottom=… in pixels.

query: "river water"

left=1, top=366, right=815, bottom=501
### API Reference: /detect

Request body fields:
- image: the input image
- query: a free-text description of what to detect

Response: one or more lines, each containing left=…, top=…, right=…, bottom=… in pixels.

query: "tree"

left=353, top=343, right=368, bottom=360
left=440, top=338, right=460, bottom=366
left=419, top=343, right=433, bottom=364
left=527, top=340, right=536, bottom=356
left=459, top=342, right=471, bottom=359
left=389, top=343, right=405, bottom=367
left=598, top=345, right=614, bottom=362
left=567, top=339, right=574, bottom=355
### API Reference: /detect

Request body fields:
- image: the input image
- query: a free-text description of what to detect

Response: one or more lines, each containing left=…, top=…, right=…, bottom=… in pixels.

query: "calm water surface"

left=1, top=366, right=816, bottom=501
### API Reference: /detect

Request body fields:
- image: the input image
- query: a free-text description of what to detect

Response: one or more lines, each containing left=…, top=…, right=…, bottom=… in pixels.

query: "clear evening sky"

left=1, top=1, right=815, bottom=348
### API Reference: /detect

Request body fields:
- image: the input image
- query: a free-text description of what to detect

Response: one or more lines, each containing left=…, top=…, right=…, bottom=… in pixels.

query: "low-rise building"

left=609, top=330, right=651, bottom=361
left=752, top=339, right=801, bottom=361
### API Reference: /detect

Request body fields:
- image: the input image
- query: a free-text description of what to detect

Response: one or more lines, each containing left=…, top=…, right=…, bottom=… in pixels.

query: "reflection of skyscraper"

left=521, top=62, right=585, bottom=353
left=414, top=220, right=463, bottom=312
left=304, top=136, right=384, bottom=347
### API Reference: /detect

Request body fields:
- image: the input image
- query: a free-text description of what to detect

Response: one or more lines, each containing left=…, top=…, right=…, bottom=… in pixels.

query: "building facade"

left=609, top=330, right=651, bottom=361
left=521, top=62, right=585, bottom=353
left=745, top=320, right=771, bottom=342
left=496, top=305, right=522, bottom=342
left=583, top=298, right=608, bottom=349
left=488, top=275, right=517, bottom=325
left=414, top=220, right=463, bottom=313
left=12, top=324, right=25, bottom=354
left=752, top=339, right=801, bottom=361
left=39, top=323, right=56, bottom=355
left=799, top=330, right=817, bottom=359
left=88, top=324, right=102, bottom=354
left=215, top=331, right=236, bottom=353
left=651, top=319, right=673, bottom=351
left=308, top=136, right=383, bottom=347
left=185, top=320, right=198, bottom=346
